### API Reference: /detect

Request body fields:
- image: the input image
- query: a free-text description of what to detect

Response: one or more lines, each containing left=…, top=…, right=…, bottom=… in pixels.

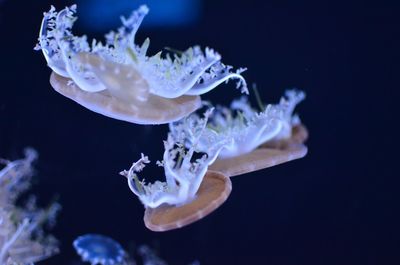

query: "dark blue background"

left=0, top=1, right=398, bottom=264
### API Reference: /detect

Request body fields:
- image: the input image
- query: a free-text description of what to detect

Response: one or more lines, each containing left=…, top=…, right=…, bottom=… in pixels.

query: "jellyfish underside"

left=50, top=72, right=201, bottom=125
left=144, top=171, right=231, bottom=232
left=209, top=125, right=308, bottom=177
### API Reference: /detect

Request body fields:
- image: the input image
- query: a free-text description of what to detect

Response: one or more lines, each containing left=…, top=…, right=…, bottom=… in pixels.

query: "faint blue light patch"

left=76, top=0, right=201, bottom=32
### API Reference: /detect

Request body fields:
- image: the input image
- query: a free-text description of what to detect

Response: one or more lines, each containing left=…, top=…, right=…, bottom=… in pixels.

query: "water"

left=0, top=0, right=398, bottom=264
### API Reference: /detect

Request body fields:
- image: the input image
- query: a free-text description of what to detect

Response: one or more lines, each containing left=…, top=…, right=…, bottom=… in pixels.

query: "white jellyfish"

left=0, top=149, right=60, bottom=264
left=35, top=5, right=248, bottom=125
left=169, top=89, right=308, bottom=177
left=120, top=110, right=232, bottom=231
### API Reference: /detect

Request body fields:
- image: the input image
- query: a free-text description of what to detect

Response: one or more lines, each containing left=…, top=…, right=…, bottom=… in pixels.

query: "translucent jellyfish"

left=0, top=149, right=60, bottom=264
left=35, top=5, right=248, bottom=124
left=73, top=234, right=126, bottom=265
left=209, top=124, right=308, bottom=177
left=169, top=90, right=308, bottom=177
left=120, top=110, right=232, bottom=231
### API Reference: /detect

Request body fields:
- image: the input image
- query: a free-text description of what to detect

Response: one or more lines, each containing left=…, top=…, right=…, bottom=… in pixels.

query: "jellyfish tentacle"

left=256, top=118, right=283, bottom=146
left=272, top=89, right=306, bottom=140
left=120, top=5, right=149, bottom=49
left=37, top=7, right=69, bottom=77
left=58, top=43, right=107, bottom=93
left=186, top=64, right=248, bottom=95
left=144, top=47, right=221, bottom=98
left=54, top=9, right=106, bottom=93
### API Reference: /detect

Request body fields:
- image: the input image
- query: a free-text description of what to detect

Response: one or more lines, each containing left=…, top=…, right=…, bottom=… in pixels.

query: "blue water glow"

left=77, top=0, right=201, bottom=31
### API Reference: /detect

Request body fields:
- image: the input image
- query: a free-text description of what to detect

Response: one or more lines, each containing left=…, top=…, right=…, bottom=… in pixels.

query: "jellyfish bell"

left=209, top=125, right=308, bottom=177
left=50, top=70, right=201, bottom=125
left=73, top=234, right=126, bottom=265
left=36, top=5, right=248, bottom=125
left=144, top=170, right=232, bottom=232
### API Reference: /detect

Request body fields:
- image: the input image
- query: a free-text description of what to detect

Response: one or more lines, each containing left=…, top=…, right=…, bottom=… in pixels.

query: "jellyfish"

left=169, top=89, right=308, bottom=177
left=35, top=5, right=248, bottom=125
left=208, top=127, right=308, bottom=177
left=73, top=234, right=126, bottom=265
left=120, top=110, right=232, bottom=231
left=0, top=149, right=60, bottom=264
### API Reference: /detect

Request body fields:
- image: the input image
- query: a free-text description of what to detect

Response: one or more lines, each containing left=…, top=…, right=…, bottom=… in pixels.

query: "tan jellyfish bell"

left=50, top=71, right=201, bottom=125
left=144, top=171, right=231, bottom=232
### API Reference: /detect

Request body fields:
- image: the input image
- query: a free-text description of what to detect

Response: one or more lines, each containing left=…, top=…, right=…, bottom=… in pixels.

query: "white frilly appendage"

left=170, top=89, right=305, bottom=159
left=0, top=149, right=60, bottom=264
left=120, top=110, right=231, bottom=208
left=35, top=5, right=248, bottom=101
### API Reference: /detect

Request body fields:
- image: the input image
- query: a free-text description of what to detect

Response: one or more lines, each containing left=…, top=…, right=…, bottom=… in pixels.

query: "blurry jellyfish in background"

left=73, top=234, right=126, bottom=265
left=35, top=5, right=248, bottom=125
left=0, top=149, right=60, bottom=264
left=170, top=89, right=308, bottom=177
left=120, top=110, right=232, bottom=231
left=73, top=234, right=199, bottom=265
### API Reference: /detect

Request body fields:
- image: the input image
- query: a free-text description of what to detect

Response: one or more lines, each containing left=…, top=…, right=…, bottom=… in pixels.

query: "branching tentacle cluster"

left=0, top=149, right=60, bottom=264
left=120, top=110, right=230, bottom=208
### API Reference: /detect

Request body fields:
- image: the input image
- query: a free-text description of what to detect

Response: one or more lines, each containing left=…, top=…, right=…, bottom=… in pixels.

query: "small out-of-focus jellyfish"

left=170, top=89, right=308, bottom=177
left=73, top=234, right=126, bottom=265
left=35, top=5, right=247, bottom=124
left=73, top=234, right=199, bottom=264
left=120, top=110, right=232, bottom=231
